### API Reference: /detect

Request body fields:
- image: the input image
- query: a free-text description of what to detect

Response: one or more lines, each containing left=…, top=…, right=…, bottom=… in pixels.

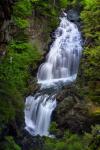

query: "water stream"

left=24, top=12, right=83, bottom=136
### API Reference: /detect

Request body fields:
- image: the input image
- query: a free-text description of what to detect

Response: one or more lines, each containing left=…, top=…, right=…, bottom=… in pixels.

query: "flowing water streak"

left=24, top=13, right=83, bottom=136
left=25, top=95, right=56, bottom=136
left=37, top=13, right=82, bottom=87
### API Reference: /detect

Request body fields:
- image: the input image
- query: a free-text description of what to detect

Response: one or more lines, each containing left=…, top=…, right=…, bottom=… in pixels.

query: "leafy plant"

left=1, top=136, right=21, bottom=150
left=12, top=0, right=32, bottom=28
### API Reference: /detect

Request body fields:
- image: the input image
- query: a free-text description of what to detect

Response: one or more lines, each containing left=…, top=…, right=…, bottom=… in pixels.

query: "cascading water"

left=37, top=13, right=82, bottom=87
left=24, top=12, right=83, bottom=136
left=25, top=94, right=56, bottom=136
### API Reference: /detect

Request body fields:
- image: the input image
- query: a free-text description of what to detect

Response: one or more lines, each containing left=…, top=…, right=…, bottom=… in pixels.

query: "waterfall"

left=24, top=12, right=82, bottom=136
left=37, top=12, right=82, bottom=87
left=25, top=94, right=56, bottom=136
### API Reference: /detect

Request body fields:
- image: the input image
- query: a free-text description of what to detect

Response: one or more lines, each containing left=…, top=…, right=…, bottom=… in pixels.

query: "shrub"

left=1, top=136, right=21, bottom=150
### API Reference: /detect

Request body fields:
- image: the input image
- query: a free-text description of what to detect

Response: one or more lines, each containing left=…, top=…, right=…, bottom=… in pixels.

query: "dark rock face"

left=20, top=130, right=44, bottom=150
left=55, top=95, right=92, bottom=134
left=67, top=9, right=80, bottom=22
left=53, top=82, right=100, bottom=134
left=0, top=0, right=12, bottom=21
left=53, top=85, right=94, bottom=134
left=0, top=0, right=14, bottom=45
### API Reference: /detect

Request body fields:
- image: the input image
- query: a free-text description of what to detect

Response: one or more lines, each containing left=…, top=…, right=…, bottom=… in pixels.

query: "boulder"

left=67, top=9, right=80, bottom=22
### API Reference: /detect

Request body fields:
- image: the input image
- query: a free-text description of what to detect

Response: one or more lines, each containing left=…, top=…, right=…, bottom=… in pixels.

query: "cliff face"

left=0, top=0, right=14, bottom=42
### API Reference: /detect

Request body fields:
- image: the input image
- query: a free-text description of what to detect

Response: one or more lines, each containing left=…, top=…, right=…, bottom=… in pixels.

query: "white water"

left=25, top=95, right=56, bottom=136
left=37, top=13, right=82, bottom=87
left=24, top=13, right=82, bottom=136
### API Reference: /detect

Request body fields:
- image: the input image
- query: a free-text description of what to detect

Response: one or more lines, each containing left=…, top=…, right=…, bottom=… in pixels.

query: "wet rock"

left=27, top=78, right=40, bottom=95
left=56, top=84, right=83, bottom=102
left=67, top=9, right=80, bottom=22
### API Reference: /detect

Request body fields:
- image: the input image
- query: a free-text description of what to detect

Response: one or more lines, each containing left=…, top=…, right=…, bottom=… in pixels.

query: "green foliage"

left=31, top=0, right=39, bottom=2
left=80, top=0, right=100, bottom=104
left=12, top=0, right=32, bottom=28
left=83, top=125, right=100, bottom=150
left=9, top=40, right=34, bottom=52
left=66, top=142, right=83, bottom=150
left=1, top=136, right=21, bottom=150
left=13, top=0, right=32, bottom=17
left=49, top=122, right=63, bottom=137
left=0, top=41, right=41, bottom=93
left=44, top=132, right=80, bottom=150
left=81, top=0, right=100, bottom=46
left=0, top=80, right=23, bottom=131
left=82, top=0, right=98, bottom=9
left=0, top=41, right=41, bottom=137
left=58, top=0, right=68, bottom=8
left=13, top=17, right=29, bottom=29
left=32, top=0, right=58, bottom=16
left=0, top=1, right=42, bottom=147
left=49, top=122, right=58, bottom=134
left=58, top=0, right=81, bottom=9
left=44, top=125, right=100, bottom=150
left=55, top=142, right=66, bottom=150
left=83, top=46, right=100, bottom=80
